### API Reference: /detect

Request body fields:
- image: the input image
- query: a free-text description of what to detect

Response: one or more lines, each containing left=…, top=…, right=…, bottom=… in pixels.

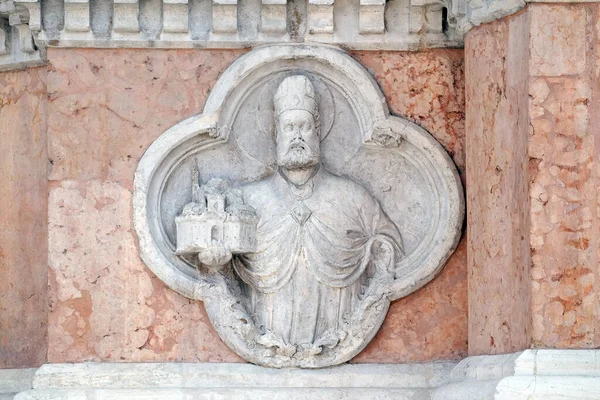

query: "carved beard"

left=278, top=139, right=319, bottom=169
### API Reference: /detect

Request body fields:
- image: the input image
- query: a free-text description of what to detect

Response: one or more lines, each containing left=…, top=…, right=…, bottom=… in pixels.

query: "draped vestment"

left=232, top=167, right=403, bottom=346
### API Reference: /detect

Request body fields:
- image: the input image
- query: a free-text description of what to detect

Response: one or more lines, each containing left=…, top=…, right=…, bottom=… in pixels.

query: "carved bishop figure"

left=137, top=45, right=464, bottom=369
left=192, top=75, right=405, bottom=358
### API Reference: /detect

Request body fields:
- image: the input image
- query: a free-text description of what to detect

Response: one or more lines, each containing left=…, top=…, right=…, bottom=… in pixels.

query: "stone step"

left=15, top=387, right=431, bottom=400
left=28, top=362, right=455, bottom=390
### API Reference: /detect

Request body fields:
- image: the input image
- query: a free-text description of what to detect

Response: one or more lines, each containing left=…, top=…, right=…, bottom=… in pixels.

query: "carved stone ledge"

left=13, top=362, right=456, bottom=399
left=2, top=0, right=589, bottom=54
left=11, top=350, right=600, bottom=399
left=13, top=0, right=464, bottom=50
left=433, top=350, right=600, bottom=400
left=0, top=368, right=35, bottom=399
left=0, top=0, right=43, bottom=72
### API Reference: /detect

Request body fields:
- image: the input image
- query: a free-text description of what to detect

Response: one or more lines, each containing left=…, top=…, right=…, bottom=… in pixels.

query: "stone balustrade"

left=13, top=0, right=461, bottom=50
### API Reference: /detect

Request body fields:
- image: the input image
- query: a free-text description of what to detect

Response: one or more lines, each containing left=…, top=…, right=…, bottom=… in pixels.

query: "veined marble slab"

left=10, top=350, right=600, bottom=399
left=0, top=369, right=36, bottom=400
left=14, top=362, right=455, bottom=400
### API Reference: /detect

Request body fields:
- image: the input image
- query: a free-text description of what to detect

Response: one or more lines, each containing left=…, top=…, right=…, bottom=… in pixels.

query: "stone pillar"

left=0, top=67, right=48, bottom=368
left=465, top=8, right=531, bottom=356
left=466, top=2, right=600, bottom=356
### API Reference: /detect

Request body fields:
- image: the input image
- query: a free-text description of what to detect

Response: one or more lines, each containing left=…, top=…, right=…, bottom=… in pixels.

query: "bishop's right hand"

left=197, top=239, right=232, bottom=270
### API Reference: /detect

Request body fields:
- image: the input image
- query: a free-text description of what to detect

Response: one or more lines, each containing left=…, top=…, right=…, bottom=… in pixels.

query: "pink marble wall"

left=47, top=49, right=246, bottom=363
left=465, top=10, right=532, bottom=355
left=0, top=67, right=48, bottom=368
left=528, top=4, right=600, bottom=348
left=12, top=6, right=600, bottom=365
left=353, top=50, right=468, bottom=363
left=466, top=3, right=600, bottom=353
left=46, top=48, right=467, bottom=363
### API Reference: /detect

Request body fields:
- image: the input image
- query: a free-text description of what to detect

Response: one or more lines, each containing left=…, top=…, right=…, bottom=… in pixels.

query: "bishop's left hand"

left=371, top=239, right=394, bottom=271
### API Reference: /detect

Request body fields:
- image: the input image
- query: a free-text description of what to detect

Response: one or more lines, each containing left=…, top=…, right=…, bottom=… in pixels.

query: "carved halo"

left=133, top=44, right=464, bottom=368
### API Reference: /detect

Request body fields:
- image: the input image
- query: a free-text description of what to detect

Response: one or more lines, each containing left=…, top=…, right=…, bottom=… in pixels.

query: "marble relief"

left=134, top=45, right=464, bottom=367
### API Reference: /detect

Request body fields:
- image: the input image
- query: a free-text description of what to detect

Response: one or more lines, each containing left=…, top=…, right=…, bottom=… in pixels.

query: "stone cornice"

left=450, top=0, right=599, bottom=35
left=0, top=1, right=593, bottom=71
left=448, top=0, right=526, bottom=35
left=7, top=350, right=600, bottom=398
left=16, top=0, right=464, bottom=51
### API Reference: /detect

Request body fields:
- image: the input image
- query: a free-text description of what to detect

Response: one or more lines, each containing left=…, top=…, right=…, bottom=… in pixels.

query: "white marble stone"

left=359, top=0, right=386, bottom=35
left=307, top=0, right=334, bottom=35
left=64, top=0, right=89, bottom=33
left=212, top=0, right=237, bottom=34
left=14, top=1, right=39, bottom=32
left=8, top=0, right=587, bottom=56
left=28, top=362, right=454, bottom=389
left=495, top=349, right=600, bottom=399
left=434, top=349, right=600, bottom=400
left=10, top=0, right=465, bottom=51
left=0, top=368, right=35, bottom=400
left=0, top=0, right=44, bottom=72
left=13, top=388, right=431, bottom=399
left=432, top=353, right=520, bottom=400
left=13, top=362, right=454, bottom=400
left=261, top=0, right=287, bottom=35
left=496, top=376, right=600, bottom=400
left=448, top=0, right=526, bottom=34
left=11, top=350, right=600, bottom=399
left=163, top=0, right=189, bottom=34
left=513, top=348, right=599, bottom=377
left=133, top=44, right=464, bottom=368
left=409, top=1, right=445, bottom=34
left=113, top=0, right=139, bottom=34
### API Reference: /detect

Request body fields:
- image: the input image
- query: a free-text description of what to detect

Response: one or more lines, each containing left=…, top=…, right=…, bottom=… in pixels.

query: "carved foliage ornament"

left=134, top=44, right=464, bottom=368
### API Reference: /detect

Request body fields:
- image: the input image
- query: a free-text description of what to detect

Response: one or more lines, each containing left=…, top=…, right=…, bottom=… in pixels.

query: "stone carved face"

left=276, top=109, right=320, bottom=169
